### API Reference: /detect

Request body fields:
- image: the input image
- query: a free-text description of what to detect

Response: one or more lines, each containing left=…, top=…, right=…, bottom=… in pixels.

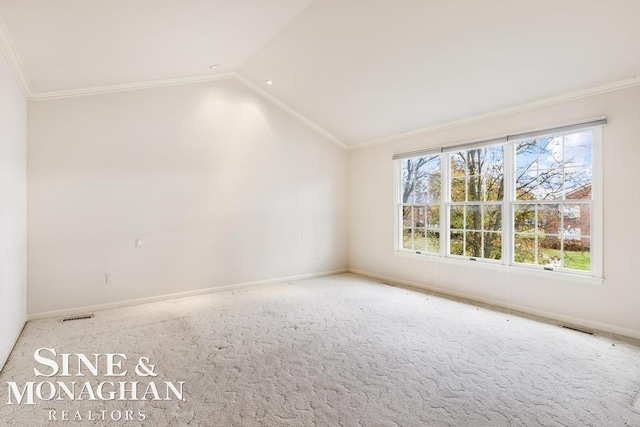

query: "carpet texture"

left=1, top=273, right=639, bottom=426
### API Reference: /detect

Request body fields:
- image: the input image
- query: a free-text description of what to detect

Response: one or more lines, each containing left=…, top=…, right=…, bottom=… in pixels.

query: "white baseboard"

left=28, top=268, right=348, bottom=321
left=0, top=316, right=27, bottom=372
left=349, top=268, right=640, bottom=341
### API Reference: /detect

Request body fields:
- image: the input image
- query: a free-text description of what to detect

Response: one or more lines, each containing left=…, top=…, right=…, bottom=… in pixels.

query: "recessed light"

left=209, top=64, right=219, bottom=69
left=265, top=80, right=273, bottom=86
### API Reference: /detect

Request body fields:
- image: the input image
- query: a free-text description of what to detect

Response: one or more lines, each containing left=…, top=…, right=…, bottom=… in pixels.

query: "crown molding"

left=349, top=76, right=640, bottom=150
left=233, top=74, right=346, bottom=149
left=29, top=72, right=238, bottom=101
left=27, top=71, right=346, bottom=149
left=0, top=14, right=31, bottom=98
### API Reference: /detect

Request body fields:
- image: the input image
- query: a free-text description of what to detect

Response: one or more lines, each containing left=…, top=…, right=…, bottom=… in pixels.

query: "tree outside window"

left=398, top=129, right=595, bottom=273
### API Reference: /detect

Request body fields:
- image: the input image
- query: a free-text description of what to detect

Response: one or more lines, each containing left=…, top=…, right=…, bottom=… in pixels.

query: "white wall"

left=28, top=79, right=347, bottom=314
left=0, top=50, right=27, bottom=370
left=349, top=84, right=640, bottom=338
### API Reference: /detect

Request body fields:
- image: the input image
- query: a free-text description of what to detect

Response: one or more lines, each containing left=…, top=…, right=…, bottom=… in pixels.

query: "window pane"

left=563, top=203, right=590, bottom=237
left=538, top=236, right=561, bottom=267
left=419, top=157, right=441, bottom=203
left=514, top=234, right=535, bottom=264
left=401, top=159, right=417, bottom=203
left=538, top=204, right=561, bottom=235
left=465, top=231, right=482, bottom=257
left=563, top=237, right=591, bottom=271
left=414, top=229, right=426, bottom=251
left=563, top=132, right=592, bottom=168
left=538, top=169, right=563, bottom=200
left=564, top=167, right=592, bottom=199
left=427, top=205, right=440, bottom=229
left=466, top=149, right=483, bottom=175
left=514, top=204, right=535, bottom=233
left=402, top=228, right=413, bottom=250
left=401, top=156, right=441, bottom=203
left=516, top=139, right=537, bottom=171
left=465, top=205, right=482, bottom=230
left=402, top=205, right=412, bottom=227
left=484, top=174, right=504, bottom=201
left=482, top=145, right=504, bottom=175
left=426, top=172, right=442, bottom=202
left=451, top=177, right=466, bottom=201
left=516, top=168, right=537, bottom=201
left=516, top=140, right=540, bottom=200
left=484, top=232, right=502, bottom=260
left=450, top=205, right=464, bottom=229
left=450, top=145, right=504, bottom=205
left=450, top=231, right=464, bottom=256
left=427, top=231, right=440, bottom=253
left=451, top=153, right=466, bottom=177
left=539, top=137, right=563, bottom=169
left=483, top=205, right=502, bottom=231
left=467, top=175, right=482, bottom=201
left=413, top=206, right=426, bottom=228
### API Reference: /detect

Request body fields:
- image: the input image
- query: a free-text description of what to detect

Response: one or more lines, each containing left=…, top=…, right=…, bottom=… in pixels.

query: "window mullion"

left=591, top=127, right=604, bottom=277
left=395, top=160, right=402, bottom=252
left=441, top=152, right=450, bottom=257
left=503, top=141, right=514, bottom=266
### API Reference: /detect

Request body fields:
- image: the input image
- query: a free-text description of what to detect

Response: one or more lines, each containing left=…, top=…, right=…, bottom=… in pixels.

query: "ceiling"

left=0, top=0, right=311, bottom=91
left=1, top=0, right=639, bottom=147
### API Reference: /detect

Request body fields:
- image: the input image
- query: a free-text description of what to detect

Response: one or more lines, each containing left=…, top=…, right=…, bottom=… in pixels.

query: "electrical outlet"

left=135, top=238, right=143, bottom=248
left=105, top=273, right=113, bottom=284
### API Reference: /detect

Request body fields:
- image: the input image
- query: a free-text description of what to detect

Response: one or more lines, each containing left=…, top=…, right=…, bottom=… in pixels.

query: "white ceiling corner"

left=0, top=0, right=312, bottom=93
left=0, top=12, right=31, bottom=97
left=233, top=73, right=347, bottom=149
left=29, top=72, right=238, bottom=101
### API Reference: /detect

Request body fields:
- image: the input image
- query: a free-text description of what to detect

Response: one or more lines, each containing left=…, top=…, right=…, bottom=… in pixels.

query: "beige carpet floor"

left=1, top=273, right=639, bottom=426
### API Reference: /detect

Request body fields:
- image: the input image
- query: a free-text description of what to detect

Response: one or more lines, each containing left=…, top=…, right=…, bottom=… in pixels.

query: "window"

left=400, top=155, right=441, bottom=254
left=396, top=120, right=603, bottom=277
left=513, top=132, right=593, bottom=271
left=448, top=145, right=504, bottom=261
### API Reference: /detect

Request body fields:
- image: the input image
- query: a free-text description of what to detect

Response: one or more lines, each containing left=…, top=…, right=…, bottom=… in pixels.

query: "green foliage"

left=403, top=229, right=440, bottom=253
left=544, top=248, right=591, bottom=271
left=401, top=135, right=592, bottom=271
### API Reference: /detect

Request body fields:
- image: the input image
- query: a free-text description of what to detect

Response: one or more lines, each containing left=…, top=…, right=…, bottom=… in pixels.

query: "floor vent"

left=61, top=314, right=94, bottom=323
left=560, top=324, right=595, bottom=335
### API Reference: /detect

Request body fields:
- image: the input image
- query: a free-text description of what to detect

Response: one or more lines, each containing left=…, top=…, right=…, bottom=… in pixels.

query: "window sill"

left=392, top=250, right=604, bottom=286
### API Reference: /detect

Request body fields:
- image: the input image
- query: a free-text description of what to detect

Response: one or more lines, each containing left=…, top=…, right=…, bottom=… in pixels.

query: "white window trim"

left=391, top=250, right=604, bottom=286
left=394, top=125, right=604, bottom=281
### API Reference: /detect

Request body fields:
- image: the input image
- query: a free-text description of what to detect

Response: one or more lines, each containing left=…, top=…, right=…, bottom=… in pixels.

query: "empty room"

left=1, top=1, right=640, bottom=425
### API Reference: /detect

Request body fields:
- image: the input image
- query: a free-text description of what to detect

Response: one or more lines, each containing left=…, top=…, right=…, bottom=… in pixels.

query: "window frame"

left=445, top=143, right=505, bottom=263
left=394, top=125, right=603, bottom=279
left=396, top=154, right=443, bottom=256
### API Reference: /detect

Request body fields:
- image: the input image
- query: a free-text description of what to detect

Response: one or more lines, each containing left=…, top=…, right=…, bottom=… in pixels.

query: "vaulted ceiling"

left=1, top=0, right=639, bottom=147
